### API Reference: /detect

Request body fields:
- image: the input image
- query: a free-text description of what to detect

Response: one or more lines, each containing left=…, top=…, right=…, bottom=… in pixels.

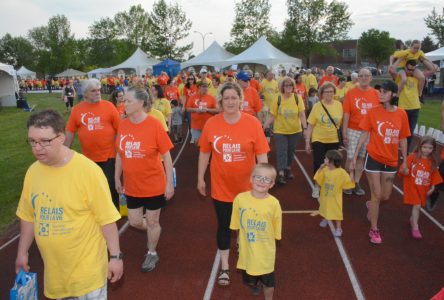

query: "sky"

left=0, top=0, right=442, bottom=56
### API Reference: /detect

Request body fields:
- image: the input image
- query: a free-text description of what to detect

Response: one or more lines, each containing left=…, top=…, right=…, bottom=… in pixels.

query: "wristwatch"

left=109, top=252, right=124, bottom=260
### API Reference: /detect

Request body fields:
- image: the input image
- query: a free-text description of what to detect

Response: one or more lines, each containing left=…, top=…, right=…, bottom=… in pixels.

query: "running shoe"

left=369, top=229, right=382, bottom=244
left=334, top=228, right=343, bottom=237
left=411, top=229, right=423, bottom=239
left=426, top=191, right=440, bottom=212
left=353, top=183, right=366, bottom=196
left=312, top=185, right=320, bottom=198
left=277, top=175, right=286, bottom=185
left=319, top=219, right=328, bottom=228
left=343, top=189, right=353, bottom=195
left=285, top=169, right=295, bottom=180
left=141, top=252, right=159, bottom=272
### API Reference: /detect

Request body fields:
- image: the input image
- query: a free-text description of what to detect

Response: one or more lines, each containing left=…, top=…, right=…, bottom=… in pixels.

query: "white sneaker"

left=319, top=219, right=328, bottom=228
left=334, top=228, right=343, bottom=237
left=312, top=185, right=320, bottom=198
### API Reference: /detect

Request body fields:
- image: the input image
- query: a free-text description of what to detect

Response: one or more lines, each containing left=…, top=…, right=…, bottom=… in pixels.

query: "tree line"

left=0, top=0, right=443, bottom=76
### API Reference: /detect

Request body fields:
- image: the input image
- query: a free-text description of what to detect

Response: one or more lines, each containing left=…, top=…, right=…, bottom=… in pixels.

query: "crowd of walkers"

left=14, top=40, right=444, bottom=300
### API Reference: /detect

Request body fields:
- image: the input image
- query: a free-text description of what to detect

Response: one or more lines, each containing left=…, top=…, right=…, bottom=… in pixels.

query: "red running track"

left=1, top=139, right=444, bottom=299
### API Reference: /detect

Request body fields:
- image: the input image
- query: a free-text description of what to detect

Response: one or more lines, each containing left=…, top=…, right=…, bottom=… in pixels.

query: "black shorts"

left=364, top=154, right=397, bottom=173
left=126, top=194, right=166, bottom=210
left=242, top=270, right=275, bottom=288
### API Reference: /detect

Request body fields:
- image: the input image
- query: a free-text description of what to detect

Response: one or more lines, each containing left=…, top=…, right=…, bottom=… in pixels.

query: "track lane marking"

left=203, top=250, right=221, bottom=300
left=294, top=154, right=365, bottom=300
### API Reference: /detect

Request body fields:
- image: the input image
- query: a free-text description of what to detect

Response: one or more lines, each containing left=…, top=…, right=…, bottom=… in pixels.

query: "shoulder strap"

left=320, top=102, right=339, bottom=129
left=278, top=94, right=299, bottom=108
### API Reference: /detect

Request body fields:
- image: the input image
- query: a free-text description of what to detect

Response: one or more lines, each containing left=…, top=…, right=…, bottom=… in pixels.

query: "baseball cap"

left=236, top=71, right=250, bottom=81
left=381, top=80, right=398, bottom=94
left=200, top=68, right=208, bottom=74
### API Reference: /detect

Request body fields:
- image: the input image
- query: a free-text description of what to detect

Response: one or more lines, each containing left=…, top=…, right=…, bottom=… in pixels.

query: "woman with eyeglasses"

left=351, top=80, right=410, bottom=244
left=305, top=82, right=344, bottom=198
left=197, top=82, right=269, bottom=287
left=264, top=77, right=307, bottom=185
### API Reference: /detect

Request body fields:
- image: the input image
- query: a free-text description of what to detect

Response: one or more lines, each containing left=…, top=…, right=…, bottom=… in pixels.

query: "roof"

left=182, top=41, right=235, bottom=69
left=56, top=68, right=86, bottom=77
left=109, top=48, right=160, bottom=75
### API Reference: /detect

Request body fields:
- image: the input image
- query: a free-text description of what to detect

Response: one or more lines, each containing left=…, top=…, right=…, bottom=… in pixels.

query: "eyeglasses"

left=27, top=135, right=60, bottom=148
left=284, top=84, right=294, bottom=88
left=252, top=175, right=273, bottom=184
left=358, top=74, right=371, bottom=78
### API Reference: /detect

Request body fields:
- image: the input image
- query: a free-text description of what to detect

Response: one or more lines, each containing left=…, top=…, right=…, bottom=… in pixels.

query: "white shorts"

left=346, top=128, right=368, bottom=159
left=58, top=283, right=107, bottom=300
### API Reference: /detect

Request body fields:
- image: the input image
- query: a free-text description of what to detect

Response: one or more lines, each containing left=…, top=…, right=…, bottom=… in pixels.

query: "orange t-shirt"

left=359, top=106, right=411, bottom=167
left=183, top=85, right=199, bottom=105
left=399, top=154, right=443, bottom=206
left=343, top=87, right=380, bottom=131
left=116, top=116, right=173, bottom=197
left=199, top=113, right=270, bottom=202
left=116, top=103, right=125, bottom=117
left=66, top=100, right=120, bottom=162
left=242, top=87, right=263, bottom=115
left=250, top=79, right=261, bottom=93
left=157, top=74, right=169, bottom=86
left=319, top=75, right=338, bottom=87
left=164, top=85, right=180, bottom=101
left=295, top=83, right=307, bottom=100
left=186, top=93, right=217, bottom=130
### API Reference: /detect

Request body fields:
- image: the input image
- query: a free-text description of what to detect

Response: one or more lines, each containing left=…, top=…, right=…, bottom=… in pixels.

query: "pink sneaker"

left=411, top=229, right=423, bottom=239
left=369, top=229, right=382, bottom=244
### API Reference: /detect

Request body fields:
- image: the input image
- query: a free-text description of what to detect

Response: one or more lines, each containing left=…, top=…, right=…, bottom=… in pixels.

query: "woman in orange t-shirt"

left=115, top=86, right=174, bottom=272
left=197, top=82, right=269, bottom=286
left=351, top=80, right=410, bottom=245
left=110, top=90, right=126, bottom=118
left=181, top=74, right=199, bottom=127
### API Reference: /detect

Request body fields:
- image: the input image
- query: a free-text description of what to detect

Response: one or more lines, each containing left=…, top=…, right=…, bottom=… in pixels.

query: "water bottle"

left=119, top=194, right=128, bottom=217
left=173, top=167, right=177, bottom=188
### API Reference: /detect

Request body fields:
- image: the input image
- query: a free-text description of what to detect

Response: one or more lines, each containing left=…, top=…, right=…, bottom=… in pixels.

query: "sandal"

left=217, top=269, right=230, bottom=286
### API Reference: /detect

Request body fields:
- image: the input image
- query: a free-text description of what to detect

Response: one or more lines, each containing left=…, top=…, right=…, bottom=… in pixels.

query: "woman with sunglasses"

left=181, top=75, right=199, bottom=129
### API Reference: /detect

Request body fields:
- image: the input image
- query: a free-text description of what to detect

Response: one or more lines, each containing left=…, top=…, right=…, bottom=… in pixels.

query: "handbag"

left=10, top=269, right=38, bottom=300
left=320, top=102, right=343, bottom=146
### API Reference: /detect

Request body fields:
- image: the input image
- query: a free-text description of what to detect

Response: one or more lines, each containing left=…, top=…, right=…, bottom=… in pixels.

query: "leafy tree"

left=0, top=34, right=35, bottom=68
left=88, top=17, right=120, bottom=67
left=281, top=0, right=353, bottom=66
left=149, top=0, right=193, bottom=60
left=224, top=0, right=272, bottom=54
left=358, top=29, right=395, bottom=69
left=421, top=36, right=438, bottom=53
left=114, top=5, right=151, bottom=48
left=424, top=7, right=444, bottom=47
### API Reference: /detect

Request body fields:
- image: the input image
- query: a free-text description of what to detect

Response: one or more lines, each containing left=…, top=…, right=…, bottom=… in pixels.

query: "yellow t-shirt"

left=270, top=93, right=305, bottom=134
left=393, top=49, right=425, bottom=68
left=230, top=191, right=282, bottom=275
left=219, top=75, right=226, bottom=84
left=197, top=77, right=213, bottom=88
left=153, top=98, right=172, bottom=120
left=307, top=101, right=343, bottom=143
left=345, top=81, right=358, bottom=90
left=302, top=74, right=318, bottom=90
left=334, top=86, right=347, bottom=102
left=16, top=152, right=121, bottom=299
left=149, top=108, right=169, bottom=131
left=208, top=86, right=218, bottom=97
left=314, top=167, right=355, bottom=220
left=396, top=76, right=421, bottom=110
left=260, top=79, right=279, bottom=108
left=178, top=83, right=185, bottom=96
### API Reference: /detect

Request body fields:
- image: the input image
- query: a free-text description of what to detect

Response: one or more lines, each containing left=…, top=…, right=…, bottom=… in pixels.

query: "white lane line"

left=392, top=185, right=444, bottom=232
left=294, top=154, right=365, bottom=300
left=203, top=250, right=221, bottom=300
left=118, top=128, right=191, bottom=237
left=0, top=233, right=20, bottom=251
left=283, top=210, right=318, bottom=214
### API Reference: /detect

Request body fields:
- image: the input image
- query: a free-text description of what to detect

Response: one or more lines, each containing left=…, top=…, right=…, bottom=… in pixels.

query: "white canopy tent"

left=16, top=66, right=36, bottom=79
left=221, top=36, right=302, bottom=69
left=425, top=47, right=444, bottom=61
left=87, top=67, right=111, bottom=79
left=0, top=63, right=19, bottom=107
left=182, top=41, right=234, bottom=70
left=56, top=68, right=86, bottom=77
left=109, top=48, right=160, bottom=76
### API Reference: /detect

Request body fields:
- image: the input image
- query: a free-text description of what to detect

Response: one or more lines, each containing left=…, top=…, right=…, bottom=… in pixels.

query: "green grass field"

left=0, top=92, right=442, bottom=235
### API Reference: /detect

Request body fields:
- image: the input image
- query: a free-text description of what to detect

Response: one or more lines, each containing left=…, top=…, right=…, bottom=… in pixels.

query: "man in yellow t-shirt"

left=301, top=69, right=319, bottom=91
left=260, top=70, right=279, bottom=127
left=15, top=110, right=123, bottom=299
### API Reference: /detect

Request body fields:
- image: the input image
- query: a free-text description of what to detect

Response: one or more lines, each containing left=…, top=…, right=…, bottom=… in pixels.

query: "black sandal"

left=217, top=269, right=230, bottom=286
